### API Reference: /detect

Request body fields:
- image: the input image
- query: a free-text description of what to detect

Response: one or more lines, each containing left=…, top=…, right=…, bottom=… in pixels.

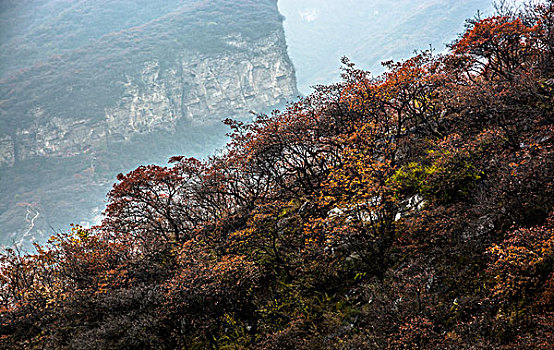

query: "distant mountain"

left=0, top=0, right=298, bottom=247
left=278, top=0, right=495, bottom=93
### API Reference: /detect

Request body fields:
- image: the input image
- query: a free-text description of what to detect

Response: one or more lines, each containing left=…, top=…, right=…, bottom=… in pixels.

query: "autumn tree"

left=1, top=3, right=553, bottom=348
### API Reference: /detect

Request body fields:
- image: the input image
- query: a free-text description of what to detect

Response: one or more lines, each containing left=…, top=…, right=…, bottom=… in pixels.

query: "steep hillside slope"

left=1, top=4, right=552, bottom=348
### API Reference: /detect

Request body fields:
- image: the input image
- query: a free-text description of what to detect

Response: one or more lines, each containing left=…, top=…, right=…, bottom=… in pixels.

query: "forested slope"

left=1, top=3, right=553, bottom=349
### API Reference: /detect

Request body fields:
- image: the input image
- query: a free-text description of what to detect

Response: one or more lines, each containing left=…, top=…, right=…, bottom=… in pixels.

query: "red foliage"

left=1, top=3, right=554, bottom=348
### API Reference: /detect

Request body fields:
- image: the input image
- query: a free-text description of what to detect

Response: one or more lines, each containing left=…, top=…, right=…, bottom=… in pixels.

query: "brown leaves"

left=488, top=214, right=554, bottom=303
left=2, top=3, right=554, bottom=348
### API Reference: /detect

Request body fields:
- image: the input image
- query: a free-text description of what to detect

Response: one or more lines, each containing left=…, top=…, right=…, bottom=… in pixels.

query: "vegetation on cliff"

left=1, top=3, right=553, bottom=348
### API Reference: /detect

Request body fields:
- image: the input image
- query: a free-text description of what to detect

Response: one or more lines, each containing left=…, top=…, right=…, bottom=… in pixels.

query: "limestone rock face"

left=0, top=30, right=296, bottom=167
left=105, top=32, right=296, bottom=138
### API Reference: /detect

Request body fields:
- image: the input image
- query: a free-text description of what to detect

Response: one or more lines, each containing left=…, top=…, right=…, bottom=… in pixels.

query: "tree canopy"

left=1, top=3, right=553, bottom=349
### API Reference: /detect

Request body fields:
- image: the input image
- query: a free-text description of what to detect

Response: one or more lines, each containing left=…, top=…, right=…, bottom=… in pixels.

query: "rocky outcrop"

left=0, top=30, right=296, bottom=166
left=106, top=32, right=296, bottom=136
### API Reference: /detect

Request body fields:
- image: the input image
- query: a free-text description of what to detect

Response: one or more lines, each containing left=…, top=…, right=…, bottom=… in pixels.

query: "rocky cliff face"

left=0, top=31, right=296, bottom=166
left=106, top=32, right=295, bottom=133
left=0, top=0, right=297, bottom=246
